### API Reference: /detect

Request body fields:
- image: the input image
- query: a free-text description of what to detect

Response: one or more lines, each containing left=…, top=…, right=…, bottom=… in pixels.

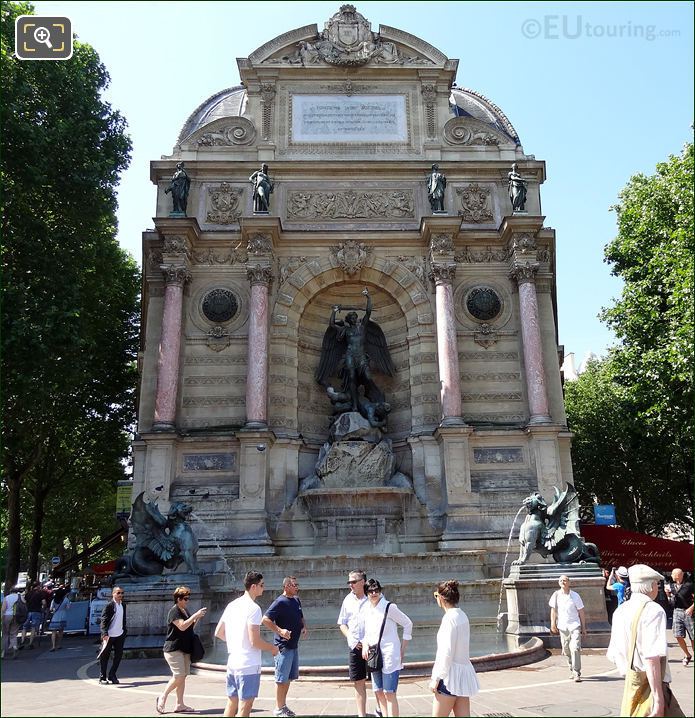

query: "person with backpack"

left=2, top=586, right=27, bottom=659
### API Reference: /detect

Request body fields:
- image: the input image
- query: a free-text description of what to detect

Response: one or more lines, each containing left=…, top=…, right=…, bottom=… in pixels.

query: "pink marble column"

left=153, top=265, right=190, bottom=431
left=245, top=265, right=273, bottom=428
left=432, top=265, right=465, bottom=425
left=513, top=264, right=551, bottom=423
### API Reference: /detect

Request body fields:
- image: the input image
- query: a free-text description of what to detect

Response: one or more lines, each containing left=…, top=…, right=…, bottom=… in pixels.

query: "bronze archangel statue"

left=315, top=288, right=395, bottom=427
left=513, top=482, right=600, bottom=565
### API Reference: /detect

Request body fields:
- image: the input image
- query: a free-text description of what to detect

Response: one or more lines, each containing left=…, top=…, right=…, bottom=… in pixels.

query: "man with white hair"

left=607, top=564, right=674, bottom=717
left=549, top=575, right=587, bottom=682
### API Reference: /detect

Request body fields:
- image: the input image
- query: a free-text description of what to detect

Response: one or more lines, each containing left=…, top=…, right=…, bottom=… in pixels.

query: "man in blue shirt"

left=606, top=566, right=631, bottom=605
left=262, top=576, right=307, bottom=718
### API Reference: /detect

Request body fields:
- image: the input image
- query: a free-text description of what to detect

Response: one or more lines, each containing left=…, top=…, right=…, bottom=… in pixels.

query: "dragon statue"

left=115, top=492, right=202, bottom=578
left=512, top=482, right=600, bottom=565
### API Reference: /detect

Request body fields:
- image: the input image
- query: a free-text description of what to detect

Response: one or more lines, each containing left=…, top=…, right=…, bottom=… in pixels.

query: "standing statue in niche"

left=508, top=162, right=528, bottom=212
left=426, top=163, right=447, bottom=212
left=315, top=288, right=395, bottom=427
left=513, top=482, right=600, bottom=566
left=249, top=163, right=274, bottom=213
left=164, top=162, right=191, bottom=215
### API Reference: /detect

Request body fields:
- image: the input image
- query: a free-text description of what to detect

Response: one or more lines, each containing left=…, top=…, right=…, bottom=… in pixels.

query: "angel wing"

left=315, top=324, right=345, bottom=386
left=365, top=320, right=395, bottom=376
left=130, top=492, right=177, bottom=561
left=543, top=483, right=580, bottom=551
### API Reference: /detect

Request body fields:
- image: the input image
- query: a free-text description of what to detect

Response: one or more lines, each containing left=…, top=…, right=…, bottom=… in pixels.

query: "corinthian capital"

left=161, top=264, right=192, bottom=286
left=509, top=261, right=539, bottom=285
left=429, top=263, right=456, bottom=286
left=247, top=264, right=274, bottom=287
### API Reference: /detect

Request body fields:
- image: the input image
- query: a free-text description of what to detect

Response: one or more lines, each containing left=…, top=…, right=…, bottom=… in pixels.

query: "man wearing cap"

left=337, top=570, right=370, bottom=717
left=607, top=564, right=672, bottom=716
left=549, top=575, right=587, bottom=682
left=606, top=566, right=631, bottom=605
left=664, top=567, right=694, bottom=666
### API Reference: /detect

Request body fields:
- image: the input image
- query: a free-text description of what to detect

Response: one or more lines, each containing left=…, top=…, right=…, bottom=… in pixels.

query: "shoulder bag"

left=366, top=602, right=391, bottom=671
left=620, top=603, right=685, bottom=717
left=191, top=633, right=205, bottom=663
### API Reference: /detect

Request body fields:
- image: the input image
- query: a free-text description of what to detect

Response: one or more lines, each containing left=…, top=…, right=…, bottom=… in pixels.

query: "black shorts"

left=348, top=646, right=367, bottom=681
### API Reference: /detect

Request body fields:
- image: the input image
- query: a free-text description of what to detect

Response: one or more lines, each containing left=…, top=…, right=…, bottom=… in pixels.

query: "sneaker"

left=273, top=707, right=296, bottom=717
left=98, top=678, right=109, bottom=685
left=109, top=676, right=120, bottom=684
left=574, top=673, right=582, bottom=683
left=683, top=655, right=692, bottom=666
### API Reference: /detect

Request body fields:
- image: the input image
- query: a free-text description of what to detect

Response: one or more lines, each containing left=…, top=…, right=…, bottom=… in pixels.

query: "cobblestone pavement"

left=1, top=635, right=693, bottom=717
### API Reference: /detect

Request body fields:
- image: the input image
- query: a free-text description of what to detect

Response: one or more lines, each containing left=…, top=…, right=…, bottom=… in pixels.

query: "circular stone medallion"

left=202, top=288, right=238, bottom=323
left=466, top=286, right=502, bottom=321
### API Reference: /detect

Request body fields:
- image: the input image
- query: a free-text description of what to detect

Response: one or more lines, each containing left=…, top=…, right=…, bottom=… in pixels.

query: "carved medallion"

left=202, top=288, right=239, bottom=323
left=456, top=184, right=494, bottom=223
left=206, top=183, right=243, bottom=224
left=330, top=240, right=371, bottom=276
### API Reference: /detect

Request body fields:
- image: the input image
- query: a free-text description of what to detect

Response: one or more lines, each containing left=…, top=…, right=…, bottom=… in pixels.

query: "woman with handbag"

left=361, top=578, right=413, bottom=717
left=157, top=586, right=207, bottom=714
left=429, top=579, right=479, bottom=717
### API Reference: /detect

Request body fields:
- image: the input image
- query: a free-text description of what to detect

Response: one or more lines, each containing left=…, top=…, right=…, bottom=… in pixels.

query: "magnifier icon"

left=33, top=26, right=53, bottom=49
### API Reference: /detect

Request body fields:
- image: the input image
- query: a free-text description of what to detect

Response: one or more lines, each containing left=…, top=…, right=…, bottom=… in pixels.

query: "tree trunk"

left=5, top=473, right=22, bottom=594
left=28, top=484, right=51, bottom=579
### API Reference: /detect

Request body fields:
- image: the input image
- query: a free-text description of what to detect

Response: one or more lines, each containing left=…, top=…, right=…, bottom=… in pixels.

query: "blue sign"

left=595, top=504, right=617, bottom=525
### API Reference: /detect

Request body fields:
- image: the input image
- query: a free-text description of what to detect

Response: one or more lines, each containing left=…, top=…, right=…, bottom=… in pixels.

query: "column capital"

left=247, top=263, right=274, bottom=287
left=509, top=261, right=539, bottom=286
left=161, top=264, right=192, bottom=286
left=429, top=263, right=456, bottom=286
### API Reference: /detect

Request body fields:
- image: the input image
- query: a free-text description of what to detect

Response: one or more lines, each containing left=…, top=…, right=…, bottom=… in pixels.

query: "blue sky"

left=32, top=1, right=694, bottom=362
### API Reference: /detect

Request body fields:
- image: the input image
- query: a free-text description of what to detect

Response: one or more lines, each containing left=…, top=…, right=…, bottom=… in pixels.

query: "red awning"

left=581, top=524, right=694, bottom=572
left=90, top=560, right=117, bottom=576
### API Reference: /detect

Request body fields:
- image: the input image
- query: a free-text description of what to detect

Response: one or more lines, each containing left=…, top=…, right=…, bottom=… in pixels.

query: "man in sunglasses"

left=99, top=586, right=127, bottom=685
left=337, top=570, right=369, bottom=717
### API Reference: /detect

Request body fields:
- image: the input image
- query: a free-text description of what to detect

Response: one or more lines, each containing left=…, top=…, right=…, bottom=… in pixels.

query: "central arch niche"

left=296, top=282, right=412, bottom=447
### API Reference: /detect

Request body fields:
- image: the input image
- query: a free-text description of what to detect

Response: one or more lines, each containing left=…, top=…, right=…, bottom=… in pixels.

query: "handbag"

left=620, top=604, right=684, bottom=717
left=191, top=633, right=205, bottom=663
left=366, top=602, right=391, bottom=671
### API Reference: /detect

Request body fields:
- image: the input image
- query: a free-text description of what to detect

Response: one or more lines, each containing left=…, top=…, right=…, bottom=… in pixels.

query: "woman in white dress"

left=361, top=578, right=413, bottom=717
left=429, top=579, right=479, bottom=717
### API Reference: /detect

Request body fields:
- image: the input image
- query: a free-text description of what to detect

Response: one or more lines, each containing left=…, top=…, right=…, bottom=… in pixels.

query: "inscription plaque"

left=183, top=453, right=237, bottom=472
left=292, top=95, right=407, bottom=143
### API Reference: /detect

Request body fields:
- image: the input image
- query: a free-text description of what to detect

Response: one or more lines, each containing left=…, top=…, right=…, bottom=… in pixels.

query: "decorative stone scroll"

left=206, top=183, right=243, bottom=224
left=287, top=189, right=414, bottom=220
left=197, top=118, right=256, bottom=146
left=330, top=240, right=371, bottom=276
left=456, top=184, right=494, bottom=223
left=443, top=117, right=504, bottom=146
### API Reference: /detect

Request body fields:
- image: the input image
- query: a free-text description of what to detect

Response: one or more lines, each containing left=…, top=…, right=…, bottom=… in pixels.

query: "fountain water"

left=496, top=504, right=525, bottom=632
left=190, top=512, right=236, bottom=583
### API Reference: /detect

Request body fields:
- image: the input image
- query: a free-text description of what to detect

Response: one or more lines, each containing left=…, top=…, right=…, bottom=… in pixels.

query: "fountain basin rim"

left=193, top=636, right=545, bottom=677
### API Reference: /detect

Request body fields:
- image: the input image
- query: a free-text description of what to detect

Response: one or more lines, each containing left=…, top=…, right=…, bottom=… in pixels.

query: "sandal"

left=156, top=697, right=166, bottom=714
left=173, top=707, right=195, bottom=714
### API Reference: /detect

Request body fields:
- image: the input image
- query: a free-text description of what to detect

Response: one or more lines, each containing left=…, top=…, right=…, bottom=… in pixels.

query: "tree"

left=1, top=2, right=139, bottom=589
left=566, top=142, right=694, bottom=537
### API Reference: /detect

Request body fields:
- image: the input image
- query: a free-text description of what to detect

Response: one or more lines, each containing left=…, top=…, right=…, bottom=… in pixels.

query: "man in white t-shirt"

left=215, top=571, right=278, bottom=717
left=549, top=575, right=587, bottom=682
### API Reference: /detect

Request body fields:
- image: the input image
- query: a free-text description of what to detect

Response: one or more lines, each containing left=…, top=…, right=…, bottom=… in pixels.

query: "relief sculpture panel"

left=286, top=189, right=415, bottom=220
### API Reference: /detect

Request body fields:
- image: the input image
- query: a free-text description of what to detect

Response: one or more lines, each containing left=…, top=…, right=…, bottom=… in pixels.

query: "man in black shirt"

left=20, top=582, right=48, bottom=649
left=665, top=567, right=694, bottom=666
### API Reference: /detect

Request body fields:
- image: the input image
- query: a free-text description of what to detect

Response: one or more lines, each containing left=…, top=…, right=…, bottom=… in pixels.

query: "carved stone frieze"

left=279, top=256, right=311, bottom=285
left=443, top=117, right=504, bottom=146
left=461, top=372, right=520, bottom=382
left=473, top=447, right=524, bottom=464
left=462, top=391, right=523, bottom=402
left=161, top=264, right=191, bottom=286
left=286, top=189, right=414, bottom=220
left=429, top=263, right=456, bottom=285
left=193, top=247, right=247, bottom=265
left=460, top=351, right=519, bottom=362
left=395, top=255, right=427, bottom=284
left=430, top=234, right=454, bottom=255
left=246, top=264, right=274, bottom=286
left=184, top=355, right=247, bottom=365
left=206, top=183, right=243, bottom=225
left=509, top=261, right=540, bottom=285
left=162, top=236, right=191, bottom=257
left=512, top=233, right=537, bottom=254
left=182, top=396, right=246, bottom=407
left=147, top=249, right=163, bottom=271
left=247, top=233, right=273, bottom=255
left=537, top=246, right=552, bottom=263
left=330, top=240, right=371, bottom=276
left=197, top=118, right=256, bottom=147
left=455, top=246, right=509, bottom=263
left=456, top=184, right=494, bottom=223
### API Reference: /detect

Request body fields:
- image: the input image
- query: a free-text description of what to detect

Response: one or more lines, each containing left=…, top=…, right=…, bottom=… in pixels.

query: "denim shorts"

left=673, top=608, right=695, bottom=639
left=370, top=669, right=400, bottom=693
left=23, top=611, right=43, bottom=630
left=226, top=670, right=261, bottom=700
left=274, top=647, right=299, bottom=683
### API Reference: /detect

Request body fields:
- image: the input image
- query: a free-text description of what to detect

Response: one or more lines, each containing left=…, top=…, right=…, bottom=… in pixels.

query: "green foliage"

left=566, top=142, right=694, bottom=537
left=1, top=2, right=139, bottom=584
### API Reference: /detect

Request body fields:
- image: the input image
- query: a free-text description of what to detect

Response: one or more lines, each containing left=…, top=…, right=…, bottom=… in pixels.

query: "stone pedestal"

left=502, top=563, right=610, bottom=650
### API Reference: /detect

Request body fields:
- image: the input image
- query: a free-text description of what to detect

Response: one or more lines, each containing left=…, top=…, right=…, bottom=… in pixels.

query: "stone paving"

left=1, top=635, right=693, bottom=717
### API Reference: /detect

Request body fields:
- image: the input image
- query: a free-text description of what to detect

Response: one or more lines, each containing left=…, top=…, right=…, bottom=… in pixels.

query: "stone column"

left=510, top=262, right=551, bottom=424
left=431, top=264, right=464, bottom=425
left=153, top=263, right=191, bottom=431
left=245, top=263, right=273, bottom=429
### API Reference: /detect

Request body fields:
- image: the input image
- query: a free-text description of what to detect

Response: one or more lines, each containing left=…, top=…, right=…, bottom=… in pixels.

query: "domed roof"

left=450, top=86, right=520, bottom=145
left=177, top=85, right=247, bottom=145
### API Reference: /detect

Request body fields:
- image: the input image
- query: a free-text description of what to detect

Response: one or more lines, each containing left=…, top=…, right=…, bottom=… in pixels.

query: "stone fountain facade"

left=127, top=7, right=580, bottom=658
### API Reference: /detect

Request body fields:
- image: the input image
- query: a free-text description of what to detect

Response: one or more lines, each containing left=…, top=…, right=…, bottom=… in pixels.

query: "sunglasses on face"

left=115, top=592, right=124, bottom=595
left=367, top=589, right=381, bottom=595
left=347, top=579, right=363, bottom=585
left=179, top=596, right=190, bottom=601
